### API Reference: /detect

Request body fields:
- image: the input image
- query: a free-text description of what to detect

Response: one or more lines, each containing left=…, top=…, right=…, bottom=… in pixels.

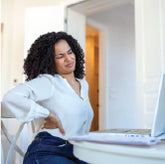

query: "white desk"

left=70, top=140, right=165, bottom=164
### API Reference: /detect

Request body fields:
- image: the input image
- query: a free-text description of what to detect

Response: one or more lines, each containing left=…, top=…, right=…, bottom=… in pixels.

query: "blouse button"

left=83, top=120, right=87, bottom=125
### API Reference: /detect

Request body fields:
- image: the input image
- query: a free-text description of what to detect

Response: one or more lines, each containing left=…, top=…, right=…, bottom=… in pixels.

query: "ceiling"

left=88, top=3, right=134, bottom=26
left=68, top=0, right=134, bottom=26
left=68, top=0, right=134, bottom=16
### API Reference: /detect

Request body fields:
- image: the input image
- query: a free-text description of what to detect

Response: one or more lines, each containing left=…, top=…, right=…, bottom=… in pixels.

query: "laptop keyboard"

left=70, top=132, right=160, bottom=145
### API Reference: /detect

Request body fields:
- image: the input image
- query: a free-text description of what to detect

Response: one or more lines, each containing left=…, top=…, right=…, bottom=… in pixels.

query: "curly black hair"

left=24, top=32, right=85, bottom=81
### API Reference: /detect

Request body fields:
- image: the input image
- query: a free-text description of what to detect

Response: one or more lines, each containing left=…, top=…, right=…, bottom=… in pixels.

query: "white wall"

left=25, top=6, right=65, bottom=57
left=107, top=15, right=137, bottom=128
left=88, top=3, right=137, bottom=128
left=1, top=0, right=15, bottom=96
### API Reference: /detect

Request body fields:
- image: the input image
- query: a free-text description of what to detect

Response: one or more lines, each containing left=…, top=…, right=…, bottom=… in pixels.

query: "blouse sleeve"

left=1, top=74, right=54, bottom=123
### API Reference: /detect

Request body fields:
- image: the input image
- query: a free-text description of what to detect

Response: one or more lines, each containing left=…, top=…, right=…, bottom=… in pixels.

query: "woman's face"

left=54, top=40, right=76, bottom=76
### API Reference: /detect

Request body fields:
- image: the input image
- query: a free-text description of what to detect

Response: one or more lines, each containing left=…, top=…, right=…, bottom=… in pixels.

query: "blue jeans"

left=23, top=132, right=87, bottom=164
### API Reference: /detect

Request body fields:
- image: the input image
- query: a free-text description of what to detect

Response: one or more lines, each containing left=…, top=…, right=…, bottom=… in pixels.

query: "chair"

left=1, top=113, right=26, bottom=164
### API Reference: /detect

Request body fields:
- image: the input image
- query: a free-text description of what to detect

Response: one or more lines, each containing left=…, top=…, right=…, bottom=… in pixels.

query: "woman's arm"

left=1, top=75, right=53, bottom=123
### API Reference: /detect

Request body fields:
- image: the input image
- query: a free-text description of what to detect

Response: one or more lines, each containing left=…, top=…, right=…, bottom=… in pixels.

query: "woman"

left=2, top=32, right=93, bottom=163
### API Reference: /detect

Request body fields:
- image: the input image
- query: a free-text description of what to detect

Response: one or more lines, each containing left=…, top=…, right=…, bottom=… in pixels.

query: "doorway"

left=85, top=24, right=99, bottom=131
left=67, top=0, right=136, bottom=130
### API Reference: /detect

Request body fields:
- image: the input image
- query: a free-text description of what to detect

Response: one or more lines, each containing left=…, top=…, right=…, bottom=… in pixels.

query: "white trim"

left=135, top=0, right=145, bottom=128
left=159, top=0, right=164, bottom=73
left=87, top=18, right=109, bottom=130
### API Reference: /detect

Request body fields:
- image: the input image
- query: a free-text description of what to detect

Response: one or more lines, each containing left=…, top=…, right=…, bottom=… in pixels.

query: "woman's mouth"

left=66, top=62, right=74, bottom=68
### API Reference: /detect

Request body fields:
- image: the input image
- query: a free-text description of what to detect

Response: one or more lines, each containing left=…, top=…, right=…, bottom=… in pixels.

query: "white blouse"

left=2, top=74, right=94, bottom=140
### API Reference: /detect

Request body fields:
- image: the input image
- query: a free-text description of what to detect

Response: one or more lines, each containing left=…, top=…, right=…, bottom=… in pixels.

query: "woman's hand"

left=42, top=112, right=65, bottom=136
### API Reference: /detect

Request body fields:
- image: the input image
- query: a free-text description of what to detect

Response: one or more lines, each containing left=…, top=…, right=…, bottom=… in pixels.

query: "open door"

left=85, top=25, right=99, bottom=131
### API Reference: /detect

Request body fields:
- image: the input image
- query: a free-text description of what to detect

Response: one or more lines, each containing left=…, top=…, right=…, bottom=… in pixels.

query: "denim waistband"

left=35, top=131, right=69, bottom=143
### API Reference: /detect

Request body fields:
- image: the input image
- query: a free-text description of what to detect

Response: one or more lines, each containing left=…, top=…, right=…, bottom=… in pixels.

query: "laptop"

left=70, top=73, right=165, bottom=145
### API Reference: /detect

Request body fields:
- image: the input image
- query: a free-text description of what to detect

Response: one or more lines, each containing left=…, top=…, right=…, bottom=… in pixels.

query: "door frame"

left=86, top=18, right=109, bottom=130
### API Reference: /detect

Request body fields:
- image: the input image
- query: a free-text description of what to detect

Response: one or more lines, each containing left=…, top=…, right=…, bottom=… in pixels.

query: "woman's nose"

left=64, top=54, right=71, bottom=61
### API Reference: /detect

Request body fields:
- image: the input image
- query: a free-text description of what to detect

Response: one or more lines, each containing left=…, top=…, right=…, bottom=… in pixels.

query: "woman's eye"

left=56, top=55, right=63, bottom=59
left=68, top=50, right=73, bottom=54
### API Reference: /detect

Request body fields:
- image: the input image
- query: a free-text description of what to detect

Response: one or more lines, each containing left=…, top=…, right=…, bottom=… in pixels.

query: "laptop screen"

left=151, top=73, right=165, bottom=137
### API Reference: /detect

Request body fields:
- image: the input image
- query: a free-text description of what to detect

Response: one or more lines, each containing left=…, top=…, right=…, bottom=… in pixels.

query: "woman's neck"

left=60, top=73, right=76, bottom=83
left=60, top=73, right=81, bottom=97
